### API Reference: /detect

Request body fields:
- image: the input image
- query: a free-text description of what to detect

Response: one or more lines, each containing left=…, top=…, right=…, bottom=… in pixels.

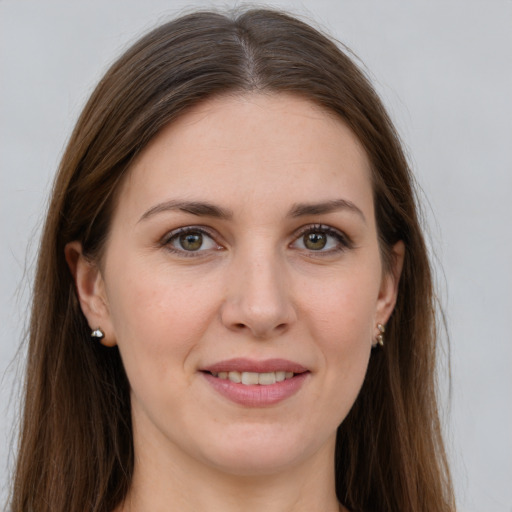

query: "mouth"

left=200, top=358, right=309, bottom=406
left=206, top=370, right=299, bottom=385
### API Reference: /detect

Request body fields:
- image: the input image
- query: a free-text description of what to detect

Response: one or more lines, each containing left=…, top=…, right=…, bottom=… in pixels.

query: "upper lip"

left=201, top=358, right=309, bottom=374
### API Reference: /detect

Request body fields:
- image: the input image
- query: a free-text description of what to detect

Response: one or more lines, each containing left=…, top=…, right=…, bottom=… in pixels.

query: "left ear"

left=375, top=240, right=405, bottom=324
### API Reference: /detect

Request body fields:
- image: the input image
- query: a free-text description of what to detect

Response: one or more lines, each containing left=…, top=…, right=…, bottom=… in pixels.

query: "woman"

left=9, top=9, right=455, bottom=512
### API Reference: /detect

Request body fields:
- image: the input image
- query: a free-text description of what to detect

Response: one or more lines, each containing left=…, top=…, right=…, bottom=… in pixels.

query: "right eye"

left=163, top=227, right=221, bottom=255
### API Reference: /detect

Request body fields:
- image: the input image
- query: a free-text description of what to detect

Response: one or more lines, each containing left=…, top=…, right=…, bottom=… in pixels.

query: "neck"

left=118, top=425, right=341, bottom=512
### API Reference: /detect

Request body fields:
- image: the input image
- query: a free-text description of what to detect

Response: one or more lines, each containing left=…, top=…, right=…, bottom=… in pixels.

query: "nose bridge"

left=221, top=240, right=295, bottom=338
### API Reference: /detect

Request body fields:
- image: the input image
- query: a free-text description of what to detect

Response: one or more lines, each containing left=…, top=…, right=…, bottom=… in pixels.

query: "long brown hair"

left=9, top=9, right=454, bottom=512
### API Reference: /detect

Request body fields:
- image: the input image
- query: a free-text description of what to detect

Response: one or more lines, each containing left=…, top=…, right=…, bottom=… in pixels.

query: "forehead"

left=116, top=93, right=374, bottom=222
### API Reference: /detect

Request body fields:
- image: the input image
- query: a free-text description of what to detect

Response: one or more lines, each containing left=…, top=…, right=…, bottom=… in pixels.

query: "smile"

left=201, top=358, right=309, bottom=407
left=209, top=370, right=295, bottom=385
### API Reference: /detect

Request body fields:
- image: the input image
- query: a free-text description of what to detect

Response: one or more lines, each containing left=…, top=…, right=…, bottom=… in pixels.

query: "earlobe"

left=64, top=241, right=116, bottom=347
left=376, top=240, right=405, bottom=324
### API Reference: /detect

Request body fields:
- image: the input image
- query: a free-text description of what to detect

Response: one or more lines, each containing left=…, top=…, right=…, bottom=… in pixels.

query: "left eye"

left=165, top=228, right=219, bottom=253
left=291, top=226, right=348, bottom=252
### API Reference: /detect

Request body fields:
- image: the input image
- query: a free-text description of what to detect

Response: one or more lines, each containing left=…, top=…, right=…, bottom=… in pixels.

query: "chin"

left=194, top=423, right=335, bottom=476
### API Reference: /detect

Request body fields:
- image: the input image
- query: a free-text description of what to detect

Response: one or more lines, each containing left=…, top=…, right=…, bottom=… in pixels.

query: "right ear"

left=65, top=241, right=116, bottom=347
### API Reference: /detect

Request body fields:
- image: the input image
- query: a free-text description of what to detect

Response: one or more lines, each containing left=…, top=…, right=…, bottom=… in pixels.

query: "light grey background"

left=1, top=1, right=511, bottom=511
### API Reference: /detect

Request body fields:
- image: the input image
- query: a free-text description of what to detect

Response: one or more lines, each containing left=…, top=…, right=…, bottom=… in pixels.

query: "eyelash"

left=160, top=226, right=222, bottom=257
left=160, top=224, right=353, bottom=257
left=292, top=224, right=353, bottom=255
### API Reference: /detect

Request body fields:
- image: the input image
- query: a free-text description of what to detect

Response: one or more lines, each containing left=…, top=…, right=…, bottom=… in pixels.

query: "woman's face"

left=73, top=93, right=402, bottom=476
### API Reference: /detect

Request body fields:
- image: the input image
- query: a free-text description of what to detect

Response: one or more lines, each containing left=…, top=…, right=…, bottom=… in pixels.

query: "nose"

left=220, top=248, right=297, bottom=339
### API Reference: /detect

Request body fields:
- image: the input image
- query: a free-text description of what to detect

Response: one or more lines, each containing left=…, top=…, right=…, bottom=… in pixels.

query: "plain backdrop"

left=1, top=1, right=511, bottom=510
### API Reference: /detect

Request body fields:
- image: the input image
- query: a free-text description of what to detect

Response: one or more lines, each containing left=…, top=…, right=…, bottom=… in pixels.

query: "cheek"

left=104, top=258, right=218, bottom=385
left=300, top=263, right=380, bottom=402
left=303, top=264, right=380, bottom=346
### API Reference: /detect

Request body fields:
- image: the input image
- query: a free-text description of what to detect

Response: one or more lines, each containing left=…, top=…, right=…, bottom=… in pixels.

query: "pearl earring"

left=91, top=328, right=105, bottom=340
left=376, top=323, right=385, bottom=346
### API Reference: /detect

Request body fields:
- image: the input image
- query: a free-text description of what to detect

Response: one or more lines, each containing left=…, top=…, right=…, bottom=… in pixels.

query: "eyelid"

left=159, top=223, right=353, bottom=256
left=160, top=225, right=223, bottom=255
left=290, top=224, right=353, bottom=253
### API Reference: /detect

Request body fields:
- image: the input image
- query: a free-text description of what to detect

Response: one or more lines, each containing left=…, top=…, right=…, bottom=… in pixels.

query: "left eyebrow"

left=288, top=199, right=366, bottom=223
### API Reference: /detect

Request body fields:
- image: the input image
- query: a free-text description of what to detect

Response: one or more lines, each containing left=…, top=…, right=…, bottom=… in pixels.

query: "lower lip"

left=202, top=372, right=309, bottom=407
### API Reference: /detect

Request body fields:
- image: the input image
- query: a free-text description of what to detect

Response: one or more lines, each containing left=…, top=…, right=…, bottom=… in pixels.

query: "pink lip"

left=200, top=358, right=309, bottom=407
left=201, top=358, right=308, bottom=374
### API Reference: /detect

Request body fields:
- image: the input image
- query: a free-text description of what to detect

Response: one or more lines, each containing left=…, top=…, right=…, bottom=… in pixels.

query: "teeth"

left=228, top=371, right=241, bottom=383
left=258, top=372, right=276, bottom=385
left=241, top=372, right=259, bottom=385
left=210, top=370, right=297, bottom=385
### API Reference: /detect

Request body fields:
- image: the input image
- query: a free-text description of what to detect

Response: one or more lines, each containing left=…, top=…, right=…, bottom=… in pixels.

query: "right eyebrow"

left=138, top=200, right=233, bottom=223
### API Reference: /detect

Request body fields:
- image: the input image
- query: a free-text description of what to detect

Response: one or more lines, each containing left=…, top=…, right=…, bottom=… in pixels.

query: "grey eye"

left=166, top=229, right=219, bottom=253
left=303, top=232, right=327, bottom=250
left=178, top=232, right=204, bottom=251
left=291, top=225, right=350, bottom=253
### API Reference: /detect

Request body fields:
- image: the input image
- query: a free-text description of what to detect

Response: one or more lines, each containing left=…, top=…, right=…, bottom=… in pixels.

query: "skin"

left=67, top=93, right=404, bottom=512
